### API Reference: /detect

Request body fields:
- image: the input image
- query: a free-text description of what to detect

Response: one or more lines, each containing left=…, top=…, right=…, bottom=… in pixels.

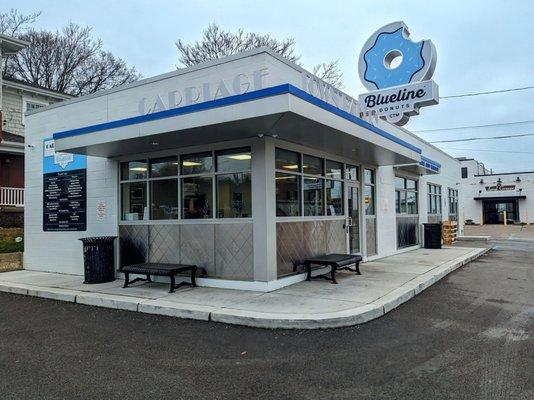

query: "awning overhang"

left=474, top=195, right=526, bottom=201
left=53, top=84, right=421, bottom=166
left=394, top=156, right=441, bottom=175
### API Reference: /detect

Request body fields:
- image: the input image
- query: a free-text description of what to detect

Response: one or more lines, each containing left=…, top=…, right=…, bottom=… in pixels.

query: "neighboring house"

left=0, top=34, right=71, bottom=227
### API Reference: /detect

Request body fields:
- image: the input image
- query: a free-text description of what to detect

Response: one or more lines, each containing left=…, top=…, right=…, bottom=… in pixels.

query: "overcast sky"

left=6, top=0, right=534, bottom=173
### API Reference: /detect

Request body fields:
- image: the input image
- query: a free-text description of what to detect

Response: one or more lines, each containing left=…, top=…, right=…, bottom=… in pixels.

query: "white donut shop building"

left=24, top=23, right=464, bottom=291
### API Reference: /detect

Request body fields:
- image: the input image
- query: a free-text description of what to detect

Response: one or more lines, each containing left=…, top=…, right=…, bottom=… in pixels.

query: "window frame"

left=395, top=176, right=418, bottom=215
left=275, top=148, right=354, bottom=219
left=427, top=183, right=442, bottom=215
left=119, top=147, right=252, bottom=222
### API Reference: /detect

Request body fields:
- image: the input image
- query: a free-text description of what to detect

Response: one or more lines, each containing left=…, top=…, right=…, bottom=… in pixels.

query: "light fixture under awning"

left=53, top=84, right=422, bottom=167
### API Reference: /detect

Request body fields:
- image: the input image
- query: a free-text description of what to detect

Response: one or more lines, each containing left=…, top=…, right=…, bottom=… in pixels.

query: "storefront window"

left=121, top=181, right=147, bottom=220
left=150, top=156, right=178, bottom=178
left=303, top=177, right=324, bottom=216
left=364, top=169, right=375, bottom=215
left=303, top=154, right=323, bottom=176
left=427, top=183, right=442, bottom=215
left=217, top=173, right=252, bottom=218
left=151, top=179, right=178, bottom=219
left=345, top=164, right=359, bottom=181
left=181, top=176, right=213, bottom=219
left=216, top=148, right=251, bottom=173
left=448, top=188, right=459, bottom=218
left=326, top=160, right=343, bottom=179
left=275, top=148, right=301, bottom=172
left=276, top=172, right=300, bottom=216
left=395, top=177, right=418, bottom=214
left=121, top=160, right=147, bottom=180
left=326, top=180, right=343, bottom=216
left=181, top=152, right=213, bottom=175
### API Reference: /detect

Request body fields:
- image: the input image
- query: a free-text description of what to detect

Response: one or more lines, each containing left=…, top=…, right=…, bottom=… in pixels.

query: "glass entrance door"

left=346, top=184, right=360, bottom=254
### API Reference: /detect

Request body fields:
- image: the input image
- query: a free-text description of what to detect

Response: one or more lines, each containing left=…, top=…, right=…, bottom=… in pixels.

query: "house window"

left=22, top=98, right=48, bottom=125
left=427, top=183, right=442, bottom=215
left=461, top=167, right=468, bottom=179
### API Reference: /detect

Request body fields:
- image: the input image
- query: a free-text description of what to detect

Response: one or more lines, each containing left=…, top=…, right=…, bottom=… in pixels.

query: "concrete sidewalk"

left=0, top=246, right=489, bottom=329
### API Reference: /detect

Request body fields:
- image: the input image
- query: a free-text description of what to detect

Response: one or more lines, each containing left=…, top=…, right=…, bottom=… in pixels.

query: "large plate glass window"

left=121, top=181, right=147, bottom=221
left=181, top=152, right=213, bottom=219
left=427, top=183, right=442, bottom=215
left=151, top=179, right=178, bottom=219
left=326, top=179, right=343, bottom=216
left=303, top=177, right=324, bottom=216
left=216, top=148, right=252, bottom=218
left=276, top=172, right=300, bottom=216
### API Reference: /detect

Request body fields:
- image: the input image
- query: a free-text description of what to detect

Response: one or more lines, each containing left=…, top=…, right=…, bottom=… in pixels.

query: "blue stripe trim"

left=52, top=83, right=422, bottom=154
left=420, top=155, right=441, bottom=172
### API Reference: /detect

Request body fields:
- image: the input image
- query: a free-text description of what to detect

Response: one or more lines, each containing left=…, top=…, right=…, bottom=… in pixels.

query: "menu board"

left=43, top=169, right=87, bottom=231
left=43, top=138, right=87, bottom=231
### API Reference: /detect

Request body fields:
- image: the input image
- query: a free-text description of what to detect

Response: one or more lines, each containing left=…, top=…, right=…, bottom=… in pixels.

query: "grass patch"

left=0, top=228, right=24, bottom=253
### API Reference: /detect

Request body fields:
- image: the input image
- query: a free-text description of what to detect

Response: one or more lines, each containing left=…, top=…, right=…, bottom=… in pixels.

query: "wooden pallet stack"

left=442, top=220, right=458, bottom=245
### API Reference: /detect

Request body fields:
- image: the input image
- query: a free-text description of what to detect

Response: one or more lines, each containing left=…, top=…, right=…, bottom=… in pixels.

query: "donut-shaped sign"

left=358, top=21, right=437, bottom=91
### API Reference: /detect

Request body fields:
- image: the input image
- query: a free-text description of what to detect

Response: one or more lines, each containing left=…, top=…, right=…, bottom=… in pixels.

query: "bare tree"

left=1, top=10, right=140, bottom=96
left=176, top=23, right=344, bottom=89
left=313, top=60, right=344, bottom=90
left=0, top=9, right=41, bottom=36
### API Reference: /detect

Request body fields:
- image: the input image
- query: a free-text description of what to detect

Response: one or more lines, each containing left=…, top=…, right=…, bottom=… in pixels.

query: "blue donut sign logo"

left=358, top=21, right=439, bottom=126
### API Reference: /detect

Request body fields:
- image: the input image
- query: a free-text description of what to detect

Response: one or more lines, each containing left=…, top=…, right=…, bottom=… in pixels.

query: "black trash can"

left=423, top=223, right=442, bottom=249
left=79, top=236, right=117, bottom=284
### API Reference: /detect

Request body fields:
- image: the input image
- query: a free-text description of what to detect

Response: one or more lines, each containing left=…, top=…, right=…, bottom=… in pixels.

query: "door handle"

left=347, top=217, right=353, bottom=227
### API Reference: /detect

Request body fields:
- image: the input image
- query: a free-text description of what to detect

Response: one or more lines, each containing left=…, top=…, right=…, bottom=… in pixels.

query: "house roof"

left=0, top=33, right=28, bottom=54
left=2, top=76, right=72, bottom=99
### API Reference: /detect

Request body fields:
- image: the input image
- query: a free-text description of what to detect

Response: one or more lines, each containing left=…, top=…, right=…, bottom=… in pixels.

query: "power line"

left=413, top=119, right=534, bottom=133
left=430, top=132, right=534, bottom=144
left=437, top=146, right=534, bottom=155
left=440, top=85, right=534, bottom=99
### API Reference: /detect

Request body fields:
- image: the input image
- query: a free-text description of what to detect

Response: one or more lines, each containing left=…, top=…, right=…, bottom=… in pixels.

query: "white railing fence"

left=0, top=187, right=24, bottom=207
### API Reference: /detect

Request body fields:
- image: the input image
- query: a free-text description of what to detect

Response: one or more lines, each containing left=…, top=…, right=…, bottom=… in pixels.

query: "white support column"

left=251, top=136, right=277, bottom=282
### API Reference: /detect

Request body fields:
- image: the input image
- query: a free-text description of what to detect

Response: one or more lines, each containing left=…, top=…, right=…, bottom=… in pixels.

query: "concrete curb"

left=0, top=247, right=491, bottom=329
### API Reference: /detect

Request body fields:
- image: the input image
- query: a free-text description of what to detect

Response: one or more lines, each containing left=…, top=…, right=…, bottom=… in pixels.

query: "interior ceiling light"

left=182, top=161, right=202, bottom=167
left=227, top=154, right=251, bottom=160
left=130, top=167, right=147, bottom=172
left=284, top=164, right=299, bottom=169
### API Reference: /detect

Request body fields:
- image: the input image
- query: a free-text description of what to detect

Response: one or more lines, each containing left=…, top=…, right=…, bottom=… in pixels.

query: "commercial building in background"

left=23, top=46, right=464, bottom=291
left=459, top=157, right=534, bottom=225
left=0, top=33, right=71, bottom=227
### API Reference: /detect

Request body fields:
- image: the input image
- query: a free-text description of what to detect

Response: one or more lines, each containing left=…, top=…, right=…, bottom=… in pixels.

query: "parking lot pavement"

left=0, top=239, right=532, bottom=400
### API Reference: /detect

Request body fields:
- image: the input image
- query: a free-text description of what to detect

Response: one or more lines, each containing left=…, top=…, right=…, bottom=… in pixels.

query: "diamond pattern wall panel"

left=365, top=217, right=377, bottom=256
left=325, top=220, right=346, bottom=254
left=119, top=225, right=148, bottom=267
left=303, top=221, right=326, bottom=259
left=276, top=222, right=305, bottom=277
left=214, top=223, right=253, bottom=280
left=180, top=224, right=215, bottom=276
left=149, top=224, right=180, bottom=264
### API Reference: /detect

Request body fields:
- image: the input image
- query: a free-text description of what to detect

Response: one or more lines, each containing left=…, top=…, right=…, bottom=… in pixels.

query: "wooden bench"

left=120, top=263, right=197, bottom=293
left=304, top=254, right=362, bottom=284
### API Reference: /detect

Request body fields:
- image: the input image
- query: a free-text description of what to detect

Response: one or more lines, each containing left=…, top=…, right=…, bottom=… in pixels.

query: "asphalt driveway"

left=0, top=239, right=532, bottom=400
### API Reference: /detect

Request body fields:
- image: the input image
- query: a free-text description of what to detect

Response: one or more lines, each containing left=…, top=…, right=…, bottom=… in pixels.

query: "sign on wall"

left=358, top=21, right=439, bottom=126
left=43, top=138, right=87, bottom=231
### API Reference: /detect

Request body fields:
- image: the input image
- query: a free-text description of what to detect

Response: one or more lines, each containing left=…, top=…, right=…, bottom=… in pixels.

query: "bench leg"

left=122, top=272, right=130, bottom=288
left=331, top=266, right=338, bottom=284
left=306, top=262, right=312, bottom=281
left=169, top=274, right=176, bottom=293
left=190, top=267, right=197, bottom=287
left=355, top=262, right=361, bottom=275
left=146, top=274, right=152, bottom=283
